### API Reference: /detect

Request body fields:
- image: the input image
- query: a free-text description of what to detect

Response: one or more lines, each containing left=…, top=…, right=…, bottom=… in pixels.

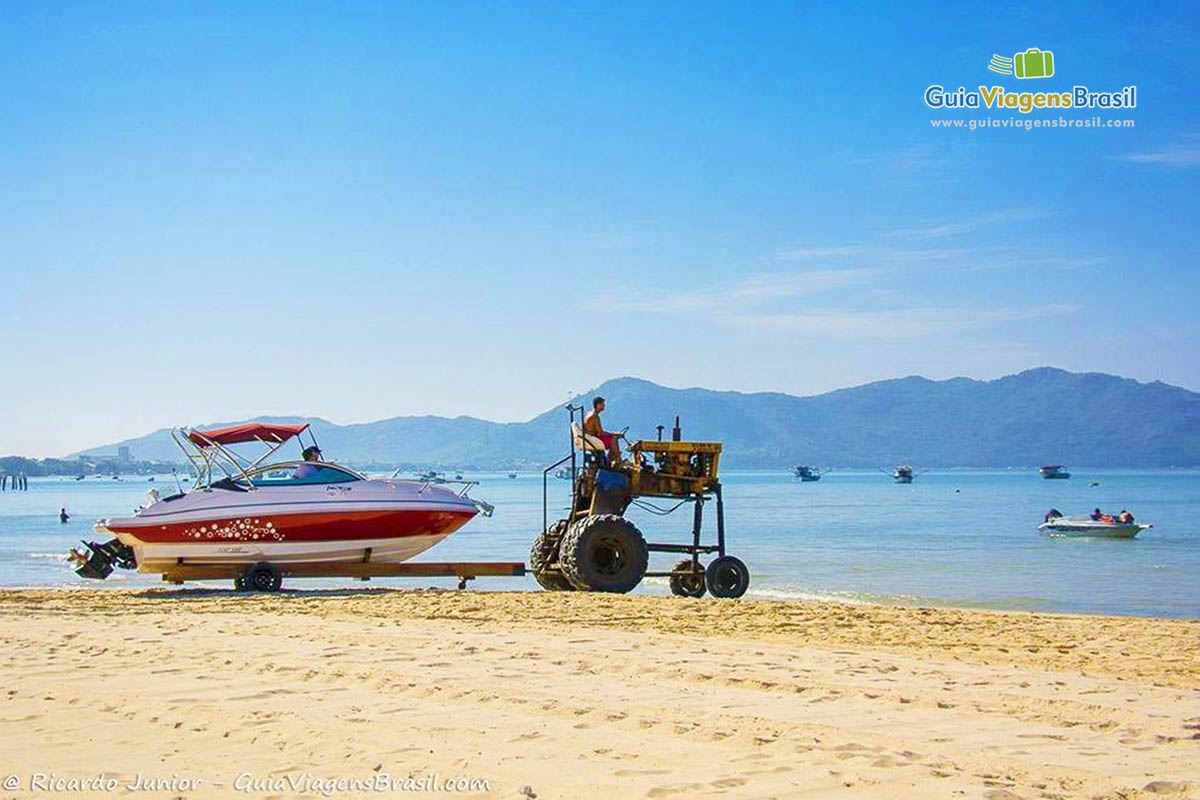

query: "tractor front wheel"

left=530, top=519, right=574, bottom=592
left=559, top=514, right=648, bottom=593
left=705, top=555, right=749, bottom=599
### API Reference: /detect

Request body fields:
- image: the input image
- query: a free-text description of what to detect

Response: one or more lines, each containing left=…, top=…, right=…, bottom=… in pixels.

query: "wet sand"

left=0, top=588, right=1197, bottom=798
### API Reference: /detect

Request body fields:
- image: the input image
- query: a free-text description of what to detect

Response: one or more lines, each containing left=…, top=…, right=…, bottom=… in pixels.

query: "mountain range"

left=72, top=368, right=1200, bottom=469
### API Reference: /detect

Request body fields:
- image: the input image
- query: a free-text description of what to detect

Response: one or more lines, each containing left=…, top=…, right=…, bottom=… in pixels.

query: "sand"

left=0, top=588, right=1197, bottom=799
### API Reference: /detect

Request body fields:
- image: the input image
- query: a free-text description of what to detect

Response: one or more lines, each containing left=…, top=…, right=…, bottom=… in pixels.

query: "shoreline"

left=6, top=578, right=1200, bottom=622
left=1, top=588, right=1198, bottom=798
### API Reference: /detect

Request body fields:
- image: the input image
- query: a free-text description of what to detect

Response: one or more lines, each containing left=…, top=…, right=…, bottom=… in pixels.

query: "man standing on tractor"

left=584, top=396, right=622, bottom=465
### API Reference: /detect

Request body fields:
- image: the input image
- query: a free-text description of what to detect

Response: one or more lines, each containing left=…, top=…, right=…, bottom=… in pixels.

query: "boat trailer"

left=69, top=539, right=526, bottom=591
left=159, top=560, right=526, bottom=592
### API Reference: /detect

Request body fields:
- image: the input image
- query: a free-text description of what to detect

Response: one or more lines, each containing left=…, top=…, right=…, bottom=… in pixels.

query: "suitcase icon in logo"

left=1014, top=48, right=1054, bottom=79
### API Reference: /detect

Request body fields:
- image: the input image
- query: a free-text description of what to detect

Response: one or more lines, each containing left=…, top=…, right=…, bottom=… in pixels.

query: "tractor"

left=531, top=406, right=750, bottom=598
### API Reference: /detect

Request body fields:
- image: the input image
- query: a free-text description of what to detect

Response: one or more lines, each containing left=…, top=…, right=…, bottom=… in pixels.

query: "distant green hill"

left=70, top=368, right=1200, bottom=469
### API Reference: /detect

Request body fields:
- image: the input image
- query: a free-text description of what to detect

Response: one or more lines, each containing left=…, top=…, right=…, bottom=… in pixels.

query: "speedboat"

left=70, top=422, right=489, bottom=580
left=892, top=465, right=914, bottom=484
left=1040, top=464, right=1071, bottom=479
left=1039, top=515, right=1151, bottom=539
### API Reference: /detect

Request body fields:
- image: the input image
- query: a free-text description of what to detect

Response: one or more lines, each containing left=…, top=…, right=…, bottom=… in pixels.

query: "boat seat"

left=571, top=423, right=609, bottom=467
left=571, top=423, right=606, bottom=452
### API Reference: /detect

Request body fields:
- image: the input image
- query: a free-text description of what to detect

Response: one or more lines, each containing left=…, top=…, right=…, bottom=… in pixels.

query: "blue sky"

left=1, top=1, right=1197, bottom=455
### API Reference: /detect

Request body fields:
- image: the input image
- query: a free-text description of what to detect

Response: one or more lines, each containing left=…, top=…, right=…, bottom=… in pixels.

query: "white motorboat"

left=71, top=422, right=489, bottom=580
left=1039, top=515, right=1151, bottom=539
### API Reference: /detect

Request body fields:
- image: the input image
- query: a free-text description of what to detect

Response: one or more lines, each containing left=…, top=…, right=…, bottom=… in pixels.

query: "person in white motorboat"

left=1083, top=508, right=1132, bottom=524
left=1045, top=508, right=1136, bottom=525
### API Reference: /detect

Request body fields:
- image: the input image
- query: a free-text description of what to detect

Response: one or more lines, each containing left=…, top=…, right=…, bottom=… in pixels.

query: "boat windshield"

left=245, top=462, right=362, bottom=486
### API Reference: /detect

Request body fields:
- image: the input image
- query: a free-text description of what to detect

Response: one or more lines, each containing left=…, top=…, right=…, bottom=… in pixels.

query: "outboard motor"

left=69, top=539, right=136, bottom=580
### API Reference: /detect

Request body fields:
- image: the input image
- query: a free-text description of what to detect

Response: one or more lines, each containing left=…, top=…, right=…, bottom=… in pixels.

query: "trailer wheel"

left=705, top=556, right=749, bottom=599
left=668, top=558, right=706, bottom=598
left=559, top=514, right=648, bottom=593
left=243, top=562, right=283, bottom=593
left=530, top=520, right=574, bottom=592
left=233, top=573, right=248, bottom=592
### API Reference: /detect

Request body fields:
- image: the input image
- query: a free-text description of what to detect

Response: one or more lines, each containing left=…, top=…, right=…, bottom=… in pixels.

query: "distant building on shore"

left=118, top=446, right=132, bottom=464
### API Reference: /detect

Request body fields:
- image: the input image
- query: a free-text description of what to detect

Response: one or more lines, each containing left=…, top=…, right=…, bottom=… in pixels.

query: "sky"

left=1, top=1, right=1198, bottom=456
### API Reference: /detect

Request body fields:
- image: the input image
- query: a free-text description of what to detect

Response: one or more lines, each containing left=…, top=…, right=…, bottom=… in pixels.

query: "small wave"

left=28, top=552, right=70, bottom=562
left=745, top=587, right=872, bottom=605
left=647, top=576, right=875, bottom=606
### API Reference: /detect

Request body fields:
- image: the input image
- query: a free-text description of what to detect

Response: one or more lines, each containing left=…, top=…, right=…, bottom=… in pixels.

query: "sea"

left=2, top=469, right=1198, bottom=618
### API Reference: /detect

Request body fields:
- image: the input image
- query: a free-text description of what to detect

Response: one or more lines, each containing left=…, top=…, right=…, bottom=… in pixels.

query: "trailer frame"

left=160, top=560, right=526, bottom=591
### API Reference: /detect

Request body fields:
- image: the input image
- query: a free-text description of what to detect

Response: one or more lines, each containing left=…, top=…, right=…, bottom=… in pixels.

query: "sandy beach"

left=0, top=589, right=1197, bottom=799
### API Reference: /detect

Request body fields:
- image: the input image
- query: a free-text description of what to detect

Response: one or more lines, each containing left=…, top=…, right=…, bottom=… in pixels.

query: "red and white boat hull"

left=94, top=480, right=479, bottom=572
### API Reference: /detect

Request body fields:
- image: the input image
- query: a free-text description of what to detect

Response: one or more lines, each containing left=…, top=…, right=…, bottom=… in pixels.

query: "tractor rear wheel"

left=559, top=514, right=648, bottom=593
left=530, top=519, right=574, bottom=592
left=668, top=558, right=706, bottom=598
left=705, top=555, right=749, bottom=599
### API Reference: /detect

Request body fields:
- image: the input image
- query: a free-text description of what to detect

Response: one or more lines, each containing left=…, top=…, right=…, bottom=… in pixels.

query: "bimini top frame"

left=171, top=422, right=322, bottom=490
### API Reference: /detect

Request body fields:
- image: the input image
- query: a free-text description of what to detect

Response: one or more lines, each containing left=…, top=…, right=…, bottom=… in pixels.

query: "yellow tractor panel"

left=629, top=440, right=722, bottom=496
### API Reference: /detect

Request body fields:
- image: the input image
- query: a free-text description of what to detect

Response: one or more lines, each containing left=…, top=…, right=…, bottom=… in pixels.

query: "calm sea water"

left=2, top=470, right=1197, bottom=618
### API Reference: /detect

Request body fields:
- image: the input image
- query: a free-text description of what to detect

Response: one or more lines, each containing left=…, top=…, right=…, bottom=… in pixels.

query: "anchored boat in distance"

left=1040, top=464, right=1071, bottom=479
left=889, top=465, right=918, bottom=484
left=793, top=465, right=827, bottom=482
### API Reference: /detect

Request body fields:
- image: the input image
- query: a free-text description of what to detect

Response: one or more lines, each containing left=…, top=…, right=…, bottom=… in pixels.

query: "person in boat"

left=294, top=445, right=324, bottom=479
left=1117, top=509, right=1135, bottom=524
left=1090, top=507, right=1104, bottom=521
left=1045, top=508, right=1063, bottom=522
left=583, top=396, right=622, bottom=465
